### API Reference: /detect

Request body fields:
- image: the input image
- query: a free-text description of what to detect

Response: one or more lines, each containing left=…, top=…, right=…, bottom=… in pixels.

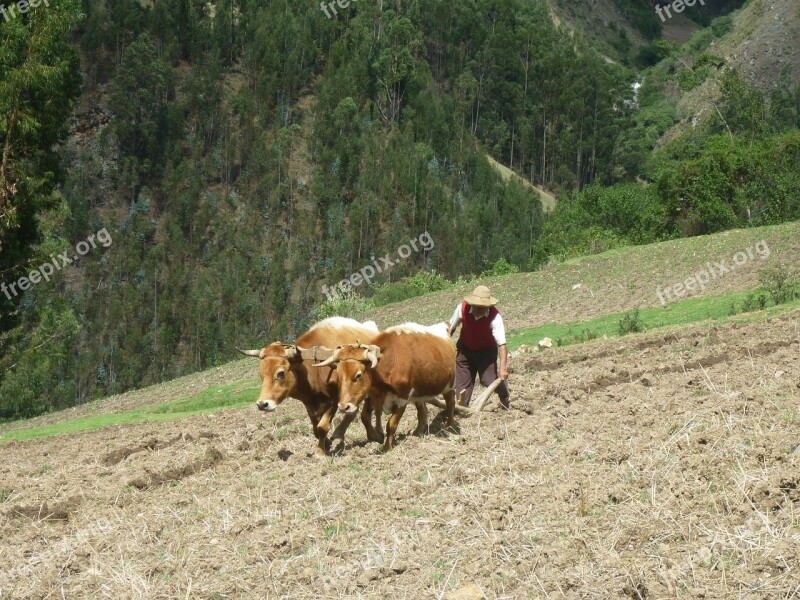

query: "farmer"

left=447, top=285, right=510, bottom=408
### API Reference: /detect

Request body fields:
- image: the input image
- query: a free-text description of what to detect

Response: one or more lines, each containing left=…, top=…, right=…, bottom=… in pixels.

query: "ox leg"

left=412, top=399, right=429, bottom=437
left=373, top=398, right=384, bottom=442
left=443, top=389, right=456, bottom=431
left=304, top=403, right=321, bottom=430
left=362, top=396, right=384, bottom=444
left=384, top=405, right=407, bottom=452
left=330, top=389, right=357, bottom=447
left=313, top=405, right=337, bottom=458
left=370, top=397, right=386, bottom=444
left=330, top=411, right=357, bottom=443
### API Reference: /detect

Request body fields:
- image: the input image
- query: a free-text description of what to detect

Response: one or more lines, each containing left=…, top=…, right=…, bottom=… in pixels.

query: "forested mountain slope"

left=0, top=0, right=797, bottom=418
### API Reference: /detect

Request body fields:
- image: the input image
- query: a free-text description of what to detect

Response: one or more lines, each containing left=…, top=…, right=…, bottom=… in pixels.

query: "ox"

left=238, top=317, right=380, bottom=458
left=315, top=322, right=457, bottom=451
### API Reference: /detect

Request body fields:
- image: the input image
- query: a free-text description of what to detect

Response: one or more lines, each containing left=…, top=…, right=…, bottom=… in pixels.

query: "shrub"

left=371, top=270, right=451, bottom=306
left=615, top=0, right=662, bottom=39
left=759, top=267, right=799, bottom=305
left=739, top=292, right=768, bottom=313
left=676, top=68, right=702, bottom=91
left=557, top=329, right=599, bottom=347
left=710, top=15, right=733, bottom=38
left=529, top=181, right=671, bottom=268
left=635, top=45, right=658, bottom=69
left=481, top=258, right=520, bottom=278
left=402, top=270, right=450, bottom=294
left=658, top=135, right=745, bottom=235
left=316, top=290, right=374, bottom=320
left=618, top=309, right=644, bottom=335
left=687, top=28, right=714, bottom=53
left=613, top=29, right=632, bottom=57
left=572, top=329, right=599, bottom=343
left=695, top=53, right=725, bottom=68
left=580, top=184, right=668, bottom=244
left=371, top=282, right=420, bottom=306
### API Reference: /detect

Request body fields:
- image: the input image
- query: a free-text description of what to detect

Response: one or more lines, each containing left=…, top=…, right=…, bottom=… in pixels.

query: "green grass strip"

left=507, top=290, right=800, bottom=350
left=4, top=287, right=798, bottom=444
left=0, top=381, right=260, bottom=444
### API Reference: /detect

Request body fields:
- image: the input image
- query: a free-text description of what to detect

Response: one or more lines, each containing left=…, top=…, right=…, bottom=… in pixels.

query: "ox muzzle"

left=256, top=399, right=279, bottom=412
left=338, top=401, right=359, bottom=415
left=338, top=393, right=370, bottom=415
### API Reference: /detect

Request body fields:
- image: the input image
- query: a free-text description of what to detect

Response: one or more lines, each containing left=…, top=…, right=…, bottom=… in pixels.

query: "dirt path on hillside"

left=1, top=310, right=798, bottom=598
left=485, top=154, right=557, bottom=212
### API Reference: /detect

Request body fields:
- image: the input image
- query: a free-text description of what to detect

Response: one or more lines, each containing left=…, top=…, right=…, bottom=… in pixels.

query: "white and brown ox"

left=315, top=322, right=457, bottom=451
left=238, top=317, right=379, bottom=458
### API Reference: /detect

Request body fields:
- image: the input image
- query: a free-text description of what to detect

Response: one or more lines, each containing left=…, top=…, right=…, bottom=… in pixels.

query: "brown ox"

left=238, top=317, right=380, bottom=458
left=315, top=322, right=457, bottom=451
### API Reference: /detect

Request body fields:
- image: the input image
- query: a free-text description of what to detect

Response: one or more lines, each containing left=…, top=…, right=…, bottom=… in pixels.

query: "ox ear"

left=237, top=348, right=263, bottom=358
left=364, top=345, right=380, bottom=369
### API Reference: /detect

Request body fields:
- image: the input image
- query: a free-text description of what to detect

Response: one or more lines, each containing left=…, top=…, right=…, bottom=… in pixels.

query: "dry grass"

left=363, top=221, right=800, bottom=334
left=1, top=309, right=798, bottom=598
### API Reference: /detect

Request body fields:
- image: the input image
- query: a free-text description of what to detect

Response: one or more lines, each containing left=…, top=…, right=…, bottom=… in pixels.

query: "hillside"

left=655, top=0, right=800, bottom=146
left=363, top=221, right=800, bottom=332
left=660, top=12, right=701, bottom=44
left=1, top=268, right=798, bottom=598
left=2, top=219, right=798, bottom=438
left=548, top=0, right=743, bottom=62
left=2, top=2, right=800, bottom=595
left=2, top=0, right=799, bottom=435
left=716, top=0, right=800, bottom=92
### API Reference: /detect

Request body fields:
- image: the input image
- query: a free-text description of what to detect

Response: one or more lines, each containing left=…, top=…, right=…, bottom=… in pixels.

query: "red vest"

left=458, top=301, right=499, bottom=350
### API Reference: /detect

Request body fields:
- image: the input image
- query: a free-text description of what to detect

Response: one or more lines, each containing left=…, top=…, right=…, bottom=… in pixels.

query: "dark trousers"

left=455, top=342, right=510, bottom=407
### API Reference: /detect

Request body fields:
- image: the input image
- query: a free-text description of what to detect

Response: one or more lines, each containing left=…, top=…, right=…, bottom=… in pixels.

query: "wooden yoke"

left=297, top=345, right=335, bottom=362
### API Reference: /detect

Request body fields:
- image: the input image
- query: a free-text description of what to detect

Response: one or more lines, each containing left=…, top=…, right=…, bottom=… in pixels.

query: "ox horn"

left=365, top=345, right=380, bottom=369
left=313, top=346, right=341, bottom=367
left=237, top=348, right=263, bottom=358
left=284, top=345, right=303, bottom=361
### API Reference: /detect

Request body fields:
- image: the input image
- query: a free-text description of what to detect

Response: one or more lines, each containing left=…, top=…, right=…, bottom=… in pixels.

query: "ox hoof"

left=413, top=427, right=428, bottom=437
left=313, top=441, right=331, bottom=459
left=366, top=429, right=384, bottom=444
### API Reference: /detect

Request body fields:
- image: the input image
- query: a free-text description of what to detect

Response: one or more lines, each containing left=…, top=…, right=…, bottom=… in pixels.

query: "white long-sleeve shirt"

left=448, top=304, right=506, bottom=346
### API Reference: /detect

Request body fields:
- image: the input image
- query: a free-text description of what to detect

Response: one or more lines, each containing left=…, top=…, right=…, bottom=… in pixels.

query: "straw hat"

left=464, top=285, right=498, bottom=307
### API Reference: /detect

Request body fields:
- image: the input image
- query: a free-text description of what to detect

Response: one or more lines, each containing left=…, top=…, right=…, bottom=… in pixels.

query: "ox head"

left=237, top=343, right=305, bottom=412
left=314, top=343, right=380, bottom=414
